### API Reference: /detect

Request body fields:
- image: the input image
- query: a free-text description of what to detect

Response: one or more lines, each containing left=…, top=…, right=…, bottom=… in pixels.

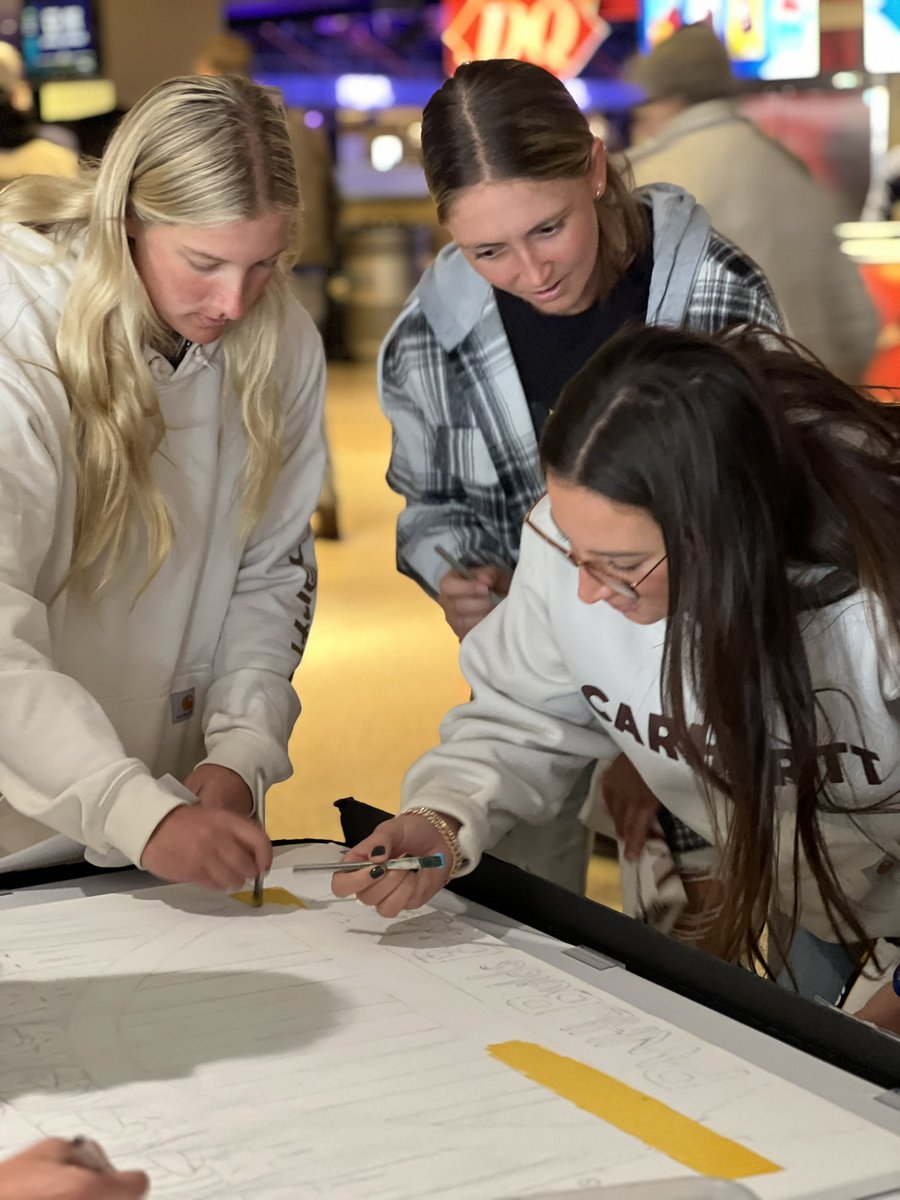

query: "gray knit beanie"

left=626, top=23, right=738, bottom=105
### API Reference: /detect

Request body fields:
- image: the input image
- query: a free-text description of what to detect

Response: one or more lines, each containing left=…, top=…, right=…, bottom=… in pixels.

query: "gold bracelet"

left=403, top=806, right=465, bottom=877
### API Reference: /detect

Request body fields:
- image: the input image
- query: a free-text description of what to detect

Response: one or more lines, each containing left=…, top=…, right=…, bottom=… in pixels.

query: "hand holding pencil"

left=0, top=1136, right=148, bottom=1198
left=294, top=853, right=445, bottom=874
left=434, top=545, right=511, bottom=640
left=330, top=811, right=459, bottom=918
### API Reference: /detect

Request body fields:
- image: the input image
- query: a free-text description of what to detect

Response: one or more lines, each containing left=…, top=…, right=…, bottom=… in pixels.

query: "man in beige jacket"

left=623, top=24, right=878, bottom=382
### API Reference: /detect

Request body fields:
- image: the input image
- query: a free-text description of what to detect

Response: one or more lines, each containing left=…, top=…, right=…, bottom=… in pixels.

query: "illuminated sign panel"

left=20, top=1, right=100, bottom=78
left=442, top=0, right=611, bottom=78
left=640, top=0, right=819, bottom=81
left=864, top=0, right=900, bottom=73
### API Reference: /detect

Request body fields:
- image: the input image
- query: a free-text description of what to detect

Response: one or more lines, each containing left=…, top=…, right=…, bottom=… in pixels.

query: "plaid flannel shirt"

left=380, top=185, right=782, bottom=596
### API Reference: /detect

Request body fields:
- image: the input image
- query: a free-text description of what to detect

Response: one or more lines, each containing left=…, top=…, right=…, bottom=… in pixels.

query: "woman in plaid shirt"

left=379, top=58, right=783, bottom=894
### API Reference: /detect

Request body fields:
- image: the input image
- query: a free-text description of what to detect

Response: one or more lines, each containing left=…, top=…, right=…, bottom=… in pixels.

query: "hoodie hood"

left=0, top=219, right=225, bottom=384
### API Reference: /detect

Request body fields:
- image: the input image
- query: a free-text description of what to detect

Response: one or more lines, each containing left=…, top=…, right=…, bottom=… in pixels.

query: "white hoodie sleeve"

left=399, top=525, right=616, bottom=871
left=196, top=320, right=327, bottom=794
left=0, top=362, right=190, bottom=866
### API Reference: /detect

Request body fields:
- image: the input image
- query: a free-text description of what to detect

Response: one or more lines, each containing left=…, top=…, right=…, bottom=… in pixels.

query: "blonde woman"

left=0, top=75, right=325, bottom=890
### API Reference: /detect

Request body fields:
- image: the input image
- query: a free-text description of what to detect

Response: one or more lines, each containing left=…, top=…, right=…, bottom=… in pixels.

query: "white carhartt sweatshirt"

left=402, top=495, right=900, bottom=941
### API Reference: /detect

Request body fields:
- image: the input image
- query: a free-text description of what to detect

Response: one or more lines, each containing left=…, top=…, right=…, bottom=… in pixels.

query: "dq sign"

left=442, top=0, right=610, bottom=79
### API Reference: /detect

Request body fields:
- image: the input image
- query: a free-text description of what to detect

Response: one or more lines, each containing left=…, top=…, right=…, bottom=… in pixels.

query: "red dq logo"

left=442, top=0, right=610, bottom=78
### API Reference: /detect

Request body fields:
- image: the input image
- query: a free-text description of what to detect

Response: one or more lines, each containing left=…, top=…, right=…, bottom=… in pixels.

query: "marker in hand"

left=66, top=1137, right=113, bottom=1173
left=293, top=854, right=445, bottom=874
left=435, top=546, right=502, bottom=606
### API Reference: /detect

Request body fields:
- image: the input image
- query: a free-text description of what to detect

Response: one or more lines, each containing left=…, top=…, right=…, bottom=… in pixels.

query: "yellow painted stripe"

left=231, top=887, right=307, bottom=909
left=488, top=1040, right=781, bottom=1180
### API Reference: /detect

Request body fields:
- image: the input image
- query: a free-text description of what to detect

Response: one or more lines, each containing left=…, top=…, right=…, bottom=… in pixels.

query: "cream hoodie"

left=0, top=223, right=326, bottom=868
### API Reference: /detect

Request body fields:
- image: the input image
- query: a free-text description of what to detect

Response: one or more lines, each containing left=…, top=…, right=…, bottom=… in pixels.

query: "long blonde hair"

left=0, top=74, right=302, bottom=591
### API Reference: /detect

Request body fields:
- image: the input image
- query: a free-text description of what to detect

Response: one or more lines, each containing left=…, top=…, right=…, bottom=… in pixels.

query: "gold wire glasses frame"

left=524, top=496, right=667, bottom=602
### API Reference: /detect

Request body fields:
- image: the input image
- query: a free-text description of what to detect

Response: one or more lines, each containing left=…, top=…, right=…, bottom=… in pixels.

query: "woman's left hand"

left=853, top=978, right=900, bottom=1036
left=183, top=765, right=254, bottom=817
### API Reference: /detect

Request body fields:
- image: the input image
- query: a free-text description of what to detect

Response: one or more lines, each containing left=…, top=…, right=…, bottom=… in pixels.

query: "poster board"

left=1, top=862, right=899, bottom=1199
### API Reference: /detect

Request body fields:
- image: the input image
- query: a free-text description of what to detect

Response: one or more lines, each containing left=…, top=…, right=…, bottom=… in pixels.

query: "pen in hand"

left=435, top=545, right=503, bottom=606
left=293, top=853, right=445, bottom=874
left=252, top=768, right=266, bottom=906
left=66, top=1136, right=113, bottom=1173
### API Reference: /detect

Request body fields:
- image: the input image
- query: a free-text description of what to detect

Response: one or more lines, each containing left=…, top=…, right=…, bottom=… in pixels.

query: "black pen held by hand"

left=66, top=1137, right=113, bottom=1173
left=435, top=545, right=502, bottom=606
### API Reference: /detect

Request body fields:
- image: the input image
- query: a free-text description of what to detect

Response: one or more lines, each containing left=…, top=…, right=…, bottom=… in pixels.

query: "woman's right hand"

left=437, top=567, right=510, bottom=640
left=601, top=753, right=661, bottom=862
left=140, top=804, right=272, bottom=890
left=0, top=1138, right=148, bottom=1199
left=330, top=813, right=456, bottom=917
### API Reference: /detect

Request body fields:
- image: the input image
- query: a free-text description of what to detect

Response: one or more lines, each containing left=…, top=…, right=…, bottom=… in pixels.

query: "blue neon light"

left=255, top=71, right=644, bottom=112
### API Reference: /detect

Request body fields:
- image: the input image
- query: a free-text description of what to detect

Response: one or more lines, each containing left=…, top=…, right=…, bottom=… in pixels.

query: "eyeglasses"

left=524, top=496, right=667, bottom=602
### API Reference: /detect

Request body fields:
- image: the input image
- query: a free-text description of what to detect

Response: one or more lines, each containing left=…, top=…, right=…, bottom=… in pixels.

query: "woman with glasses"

left=338, top=322, right=900, bottom=1025
left=379, top=57, right=782, bottom=892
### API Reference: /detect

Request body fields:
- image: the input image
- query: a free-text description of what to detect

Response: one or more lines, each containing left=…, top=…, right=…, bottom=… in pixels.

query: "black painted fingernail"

left=369, top=865, right=385, bottom=879
left=371, top=845, right=386, bottom=857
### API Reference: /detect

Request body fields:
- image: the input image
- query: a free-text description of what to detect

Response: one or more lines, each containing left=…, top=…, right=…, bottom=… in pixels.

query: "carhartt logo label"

left=170, top=688, right=195, bottom=724
left=580, top=682, right=884, bottom=787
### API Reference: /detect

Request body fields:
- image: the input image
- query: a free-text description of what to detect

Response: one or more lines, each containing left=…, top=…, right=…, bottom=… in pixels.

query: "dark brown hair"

left=541, top=323, right=900, bottom=970
left=421, top=58, right=647, bottom=296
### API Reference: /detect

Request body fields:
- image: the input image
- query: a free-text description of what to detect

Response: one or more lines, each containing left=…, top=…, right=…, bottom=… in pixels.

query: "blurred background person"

left=0, top=42, right=79, bottom=184
left=623, top=22, right=878, bottom=384
left=193, top=31, right=342, bottom=539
